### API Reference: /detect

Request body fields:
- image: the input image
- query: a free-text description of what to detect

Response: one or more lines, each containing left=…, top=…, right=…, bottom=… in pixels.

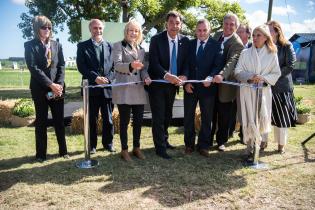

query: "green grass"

left=0, top=123, right=314, bottom=209
left=0, top=84, right=315, bottom=209
left=0, top=69, right=82, bottom=88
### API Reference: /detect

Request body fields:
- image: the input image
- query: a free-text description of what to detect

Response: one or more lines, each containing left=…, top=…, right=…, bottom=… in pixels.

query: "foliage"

left=19, top=0, right=246, bottom=42
left=12, top=98, right=35, bottom=118
left=294, top=95, right=312, bottom=114
left=296, top=104, right=312, bottom=114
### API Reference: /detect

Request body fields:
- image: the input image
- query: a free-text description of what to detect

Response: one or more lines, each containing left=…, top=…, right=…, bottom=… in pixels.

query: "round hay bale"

left=70, top=108, right=120, bottom=135
left=70, top=108, right=84, bottom=134
left=0, top=100, right=16, bottom=123
left=194, top=107, right=201, bottom=132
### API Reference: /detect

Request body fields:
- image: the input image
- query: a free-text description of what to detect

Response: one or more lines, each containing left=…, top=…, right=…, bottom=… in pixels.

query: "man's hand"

left=164, top=73, right=182, bottom=86
left=95, top=76, right=109, bottom=85
left=131, top=60, right=144, bottom=70
left=144, top=77, right=152, bottom=85
left=49, top=83, right=63, bottom=96
left=213, top=74, right=224, bottom=83
left=203, top=76, right=212, bottom=87
left=184, top=83, right=194, bottom=93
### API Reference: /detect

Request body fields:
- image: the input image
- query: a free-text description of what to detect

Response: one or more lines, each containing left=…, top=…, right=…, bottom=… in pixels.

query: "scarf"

left=235, top=45, right=281, bottom=147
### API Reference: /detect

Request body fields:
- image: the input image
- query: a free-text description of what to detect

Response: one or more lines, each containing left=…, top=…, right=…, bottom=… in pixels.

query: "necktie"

left=196, top=41, right=204, bottom=62
left=171, top=40, right=177, bottom=75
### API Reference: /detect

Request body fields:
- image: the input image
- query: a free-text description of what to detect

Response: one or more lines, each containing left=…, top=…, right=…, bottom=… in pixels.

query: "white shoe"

left=218, top=145, right=225, bottom=152
left=90, top=148, right=96, bottom=154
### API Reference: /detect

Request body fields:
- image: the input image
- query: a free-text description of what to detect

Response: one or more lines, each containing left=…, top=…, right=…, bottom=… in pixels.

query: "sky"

left=0, top=0, right=314, bottom=59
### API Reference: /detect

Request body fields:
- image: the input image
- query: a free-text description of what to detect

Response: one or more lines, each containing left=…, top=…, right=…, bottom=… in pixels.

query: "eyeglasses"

left=40, top=26, right=52, bottom=30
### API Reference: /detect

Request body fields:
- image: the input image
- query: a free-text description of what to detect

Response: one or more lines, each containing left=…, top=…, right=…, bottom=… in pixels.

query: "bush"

left=12, top=99, right=35, bottom=118
left=296, top=104, right=312, bottom=114
left=294, top=95, right=303, bottom=105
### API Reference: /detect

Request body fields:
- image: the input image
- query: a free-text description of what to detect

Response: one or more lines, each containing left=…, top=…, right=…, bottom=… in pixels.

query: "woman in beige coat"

left=112, top=20, right=151, bottom=161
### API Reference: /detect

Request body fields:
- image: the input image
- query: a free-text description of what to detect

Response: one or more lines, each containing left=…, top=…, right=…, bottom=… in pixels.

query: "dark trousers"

left=89, top=95, right=113, bottom=150
left=117, top=104, right=144, bottom=150
left=32, top=93, right=67, bottom=159
left=229, top=100, right=237, bottom=137
left=184, top=91, right=215, bottom=150
left=216, top=100, right=235, bottom=146
left=148, top=83, right=176, bottom=153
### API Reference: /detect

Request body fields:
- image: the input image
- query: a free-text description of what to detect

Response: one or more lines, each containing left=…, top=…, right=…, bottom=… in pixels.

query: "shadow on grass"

left=0, top=146, right=247, bottom=207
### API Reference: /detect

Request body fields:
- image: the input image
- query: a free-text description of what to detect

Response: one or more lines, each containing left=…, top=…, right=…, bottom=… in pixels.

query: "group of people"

left=24, top=10, right=297, bottom=163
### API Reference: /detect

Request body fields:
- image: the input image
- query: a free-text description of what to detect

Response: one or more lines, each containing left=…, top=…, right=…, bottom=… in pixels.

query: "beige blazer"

left=112, top=40, right=149, bottom=105
left=213, top=31, right=244, bottom=103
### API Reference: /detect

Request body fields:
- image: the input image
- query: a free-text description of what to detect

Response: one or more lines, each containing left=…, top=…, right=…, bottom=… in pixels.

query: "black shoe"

left=35, top=157, right=46, bottom=163
left=105, top=145, right=116, bottom=153
left=156, top=151, right=172, bottom=159
left=166, top=142, right=176, bottom=150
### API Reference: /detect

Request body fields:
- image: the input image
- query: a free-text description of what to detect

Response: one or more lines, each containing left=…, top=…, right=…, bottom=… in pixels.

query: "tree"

left=19, top=0, right=246, bottom=43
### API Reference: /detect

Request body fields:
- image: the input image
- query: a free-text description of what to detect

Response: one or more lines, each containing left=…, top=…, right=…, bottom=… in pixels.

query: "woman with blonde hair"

left=234, top=25, right=281, bottom=160
left=24, top=15, right=69, bottom=162
left=112, top=20, right=151, bottom=161
left=264, top=20, right=297, bottom=154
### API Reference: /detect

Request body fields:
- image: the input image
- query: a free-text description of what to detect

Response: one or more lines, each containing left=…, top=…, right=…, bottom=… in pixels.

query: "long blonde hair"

left=124, top=20, right=143, bottom=46
left=32, top=15, right=52, bottom=42
left=254, top=24, right=277, bottom=53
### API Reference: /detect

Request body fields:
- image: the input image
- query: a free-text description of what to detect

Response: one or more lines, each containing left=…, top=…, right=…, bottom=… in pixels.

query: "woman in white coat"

left=234, top=25, right=281, bottom=159
left=112, top=20, right=151, bottom=161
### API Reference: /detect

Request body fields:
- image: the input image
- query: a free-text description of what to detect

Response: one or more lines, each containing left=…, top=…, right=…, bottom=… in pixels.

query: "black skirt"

left=271, top=91, right=297, bottom=128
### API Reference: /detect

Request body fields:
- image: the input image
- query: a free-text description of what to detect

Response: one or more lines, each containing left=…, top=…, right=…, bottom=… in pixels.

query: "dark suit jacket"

left=183, top=38, right=223, bottom=96
left=76, top=39, right=114, bottom=98
left=213, top=31, right=244, bottom=102
left=148, top=31, right=189, bottom=80
left=24, top=39, right=65, bottom=97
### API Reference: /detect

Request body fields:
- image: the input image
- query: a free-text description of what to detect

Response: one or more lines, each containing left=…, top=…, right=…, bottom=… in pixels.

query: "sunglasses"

left=40, top=26, right=52, bottom=30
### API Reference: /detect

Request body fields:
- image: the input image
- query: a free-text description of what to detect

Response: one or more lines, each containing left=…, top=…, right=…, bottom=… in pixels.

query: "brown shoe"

left=278, top=145, right=285, bottom=154
left=121, top=150, right=132, bottom=162
left=184, top=147, right=193, bottom=155
left=260, top=141, right=268, bottom=151
left=199, top=149, right=210, bottom=158
left=133, top=147, right=145, bottom=160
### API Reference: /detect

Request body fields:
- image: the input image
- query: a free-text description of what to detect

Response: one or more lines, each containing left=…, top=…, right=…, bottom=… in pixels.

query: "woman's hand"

left=144, top=77, right=152, bottom=85
left=252, top=75, right=265, bottom=84
left=49, top=83, right=63, bottom=96
left=131, top=60, right=144, bottom=70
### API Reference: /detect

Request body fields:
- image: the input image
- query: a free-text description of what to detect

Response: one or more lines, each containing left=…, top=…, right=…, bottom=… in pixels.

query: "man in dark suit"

left=212, top=13, right=244, bottom=152
left=76, top=19, right=115, bottom=154
left=148, top=11, right=189, bottom=159
left=183, top=19, right=223, bottom=157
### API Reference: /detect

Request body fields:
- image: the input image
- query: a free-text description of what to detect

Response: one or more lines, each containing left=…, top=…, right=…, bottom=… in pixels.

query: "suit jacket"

left=24, top=39, right=65, bottom=97
left=148, top=31, right=189, bottom=80
left=271, top=42, right=296, bottom=94
left=112, top=40, right=149, bottom=104
left=213, top=31, right=244, bottom=102
left=76, top=39, right=114, bottom=98
left=183, top=38, right=223, bottom=96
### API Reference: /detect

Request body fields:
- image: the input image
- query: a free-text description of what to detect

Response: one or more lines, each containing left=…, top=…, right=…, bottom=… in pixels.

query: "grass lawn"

left=0, top=84, right=315, bottom=209
left=0, top=123, right=314, bottom=209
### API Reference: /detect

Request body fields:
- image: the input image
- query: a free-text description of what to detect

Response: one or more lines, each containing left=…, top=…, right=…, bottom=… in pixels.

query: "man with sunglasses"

left=76, top=19, right=115, bottom=154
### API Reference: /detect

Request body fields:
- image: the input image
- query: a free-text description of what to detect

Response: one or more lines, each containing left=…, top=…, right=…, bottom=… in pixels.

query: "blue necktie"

left=196, top=41, right=204, bottom=63
left=171, top=40, right=177, bottom=75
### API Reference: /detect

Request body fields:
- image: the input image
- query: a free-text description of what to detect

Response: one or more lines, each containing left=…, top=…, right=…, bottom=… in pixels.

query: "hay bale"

left=0, top=100, right=16, bottom=123
left=194, top=107, right=201, bottom=132
left=70, top=108, right=120, bottom=134
left=70, top=108, right=84, bottom=134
